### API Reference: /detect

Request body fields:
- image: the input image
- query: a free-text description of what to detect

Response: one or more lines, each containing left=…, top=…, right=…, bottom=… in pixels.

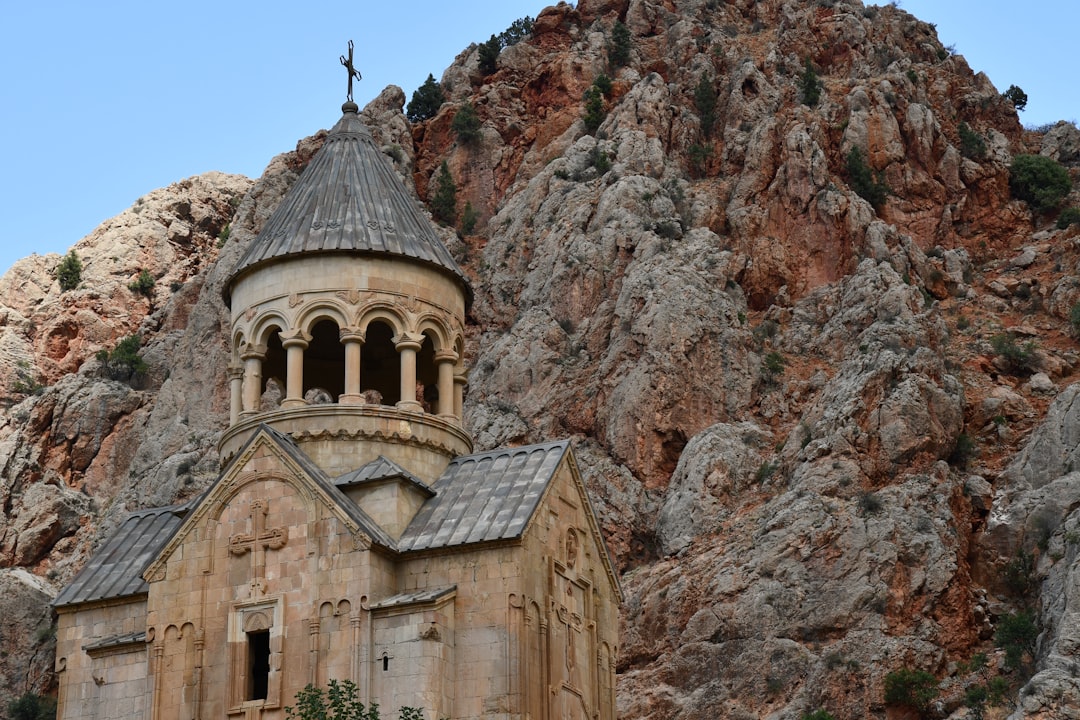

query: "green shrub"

left=583, top=84, right=606, bottom=134
left=958, top=122, right=987, bottom=160
left=761, top=351, right=785, bottom=381
left=1057, top=206, right=1080, bottom=229
left=1009, top=154, right=1071, bottom=214
left=430, top=161, right=457, bottom=225
left=986, top=676, right=1010, bottom=706
left=7, top=693, right=55, bottom=720
left=846, top=147, right=889, bottom=209
left=460, top=202, right=479, bottom=235
left=593, top=73, right=613, bottom=97
left=1003, top=84, right=1028, bottom=112
left=478, top=34, right=501, bottom=75
left=801, top=712, right=835, bottom=720
left=883, top=667, right=939, bottom=713
left=286, top=679, right=423, bottom=720
left=128, top=269, right=155, bottom=297
left=949, top=432, right=977, bottom=468
left=217, top=223, right=231, bottom=247
left=688, top=143, right=713, bottom=177
left=989, top=332, right=1039, bottom=375
left=755, top=461, right=778, bottom=484
left=97, top=335, right=148, bottom=381
left=694, top=74, right=718, bottom=137
left=588, top=144, right=611, bottom=175
left=608, top=21, right=631, bottom=69
left=1003, top=550, right=1035, bottom=597
left=799, top=58, right=822, bottom=107
left=452, top=102, right=482, bottom=145
left=995, top=611, right=1039, bottom=670
left=56, top=250, right=82, bottom=291
left=406, top=74, right=445, bottom=123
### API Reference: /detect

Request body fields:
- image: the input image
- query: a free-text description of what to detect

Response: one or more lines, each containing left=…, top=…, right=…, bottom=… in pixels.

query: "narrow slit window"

left=382, top=654, right=389, bottom=672
left=248, top=630, right=271, bottom=701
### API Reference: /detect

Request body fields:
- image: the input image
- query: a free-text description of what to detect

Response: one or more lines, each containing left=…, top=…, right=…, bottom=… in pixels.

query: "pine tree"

left=430, top=162, right=457, bottom=225
left=56, top=249, right=82, bottom=291
left=478, top=35, right=501, bottom=76
left=451, top=102, right=482, bottom=145
left=694, top=74, right=718, bottom=138
left=406, top=74, right=445, bottom=123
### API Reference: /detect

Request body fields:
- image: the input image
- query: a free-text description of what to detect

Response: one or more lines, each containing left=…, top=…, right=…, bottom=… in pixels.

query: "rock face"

left=3, top=0, right=1080, bottom=717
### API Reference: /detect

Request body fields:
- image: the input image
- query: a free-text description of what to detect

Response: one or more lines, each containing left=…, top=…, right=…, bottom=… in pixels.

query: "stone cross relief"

left=229, top=499, right=287, bottom=595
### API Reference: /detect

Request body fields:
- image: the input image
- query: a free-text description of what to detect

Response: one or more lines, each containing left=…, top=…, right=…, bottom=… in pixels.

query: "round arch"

left=295, top=301, right=350, bottom=336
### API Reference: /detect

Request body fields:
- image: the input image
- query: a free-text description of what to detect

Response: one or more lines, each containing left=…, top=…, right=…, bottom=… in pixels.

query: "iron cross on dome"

left=340, top=40, right=362, bottom=102
left=229, top=499, right=288, bottom=595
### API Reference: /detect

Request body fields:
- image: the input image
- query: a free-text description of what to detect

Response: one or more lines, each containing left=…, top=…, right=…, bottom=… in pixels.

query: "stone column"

left=280, top=329, right=311, bottom=409
left=453, top=370, right=468, bottom=421
left=394, top=332, right=424, bottom=412
left=228, top=364, right=244, bottom=425
left=339, top=328, right=365, bottom=405
left=240, top=344, right=267, bottom=417
left=435, top=350, right=457, bottom=417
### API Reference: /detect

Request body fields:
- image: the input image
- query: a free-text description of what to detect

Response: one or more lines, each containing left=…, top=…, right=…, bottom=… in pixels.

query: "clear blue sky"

left=1, top=1, right=1076, bottom=276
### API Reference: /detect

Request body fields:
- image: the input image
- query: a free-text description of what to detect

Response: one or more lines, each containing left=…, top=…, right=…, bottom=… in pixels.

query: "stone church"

left=52, top=83, right=621, bottom=720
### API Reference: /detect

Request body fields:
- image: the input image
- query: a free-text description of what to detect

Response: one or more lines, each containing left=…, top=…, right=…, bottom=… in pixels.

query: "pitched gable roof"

left=53, top=503, right=189, bottom=609
left=335, top=455, right=434, bottom=498
left=397, top=441, right=569, bottom=552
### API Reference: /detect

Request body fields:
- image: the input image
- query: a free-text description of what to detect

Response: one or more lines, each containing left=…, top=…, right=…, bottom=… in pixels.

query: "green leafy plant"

left=406, top=74, right=445, bottom=123
left=858, top=491, right=884, bottom=515
left=608, top=20, right=631, bottom=69
left=846, top=146, right=889, bottom=210
left=965, top=684, right=988, bottom=720
left=56, top=249, right=82, bottom=291
left=285, top=679, right=424, bottom=720
left=478, top=34, right=502, bottom=76
left=688, top=143, right=713, bottom=178
left=128, top=269, right=155, bottom=297
left=588, top=144, right=611, bottom=175
left=1002, top=84, right=1028, bottom=112
left=430, top=161, right=457, bottom=225
left=460, top=202, right=479, bottom=235
left=986, top=676, right=1010, bottom=706
left=217, top=223, right=231, bottom=248
left=11, top=360, right=44, bottom=396
left=583, top=84, right=606, bottom=134
left=990, top=332, right=1039, bottom=376
left=593, top=73, right=613, bottom=97
left=7, top=693, right=56, bottom=720
left=1003, top=550, right=1035, bottom=598
left=958, top=122, right=987, bottom=160
left=883, top=667, right=939, bottom=714
left=694, top=73, right=718, bottom=137
left=755, top=460, right=778, bottom=484
left=761, top=351, right=786, bottom=383
left=96, top=335, right=148, bottom=381
left=949, top=432, right=977, bottom=468
left=1009, top=154, right=1071, bottom=214
left=452, top=102, right=482, bottom=145
left=801, top=712, right=836, bottom=720
left=995, top=611, right=1039, bottom=670
left=799, top=57, right=822, bottom=107
left=1057, top=206, right=1080, bottom=229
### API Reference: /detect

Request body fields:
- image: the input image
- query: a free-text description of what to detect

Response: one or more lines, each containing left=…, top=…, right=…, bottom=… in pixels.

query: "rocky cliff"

left=3, top=0, right=1080, bottom=718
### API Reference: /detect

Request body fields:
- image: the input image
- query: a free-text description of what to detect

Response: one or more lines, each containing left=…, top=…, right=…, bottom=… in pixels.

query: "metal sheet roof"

left=53, top=504, right=188, bottom=608
left=225, top=105, right=468, bottom=302
left=397, top=441, right=569, bottom=552
left=335, top=455, right=434, bottom=497
left=370, top=585, right=456, bottom=610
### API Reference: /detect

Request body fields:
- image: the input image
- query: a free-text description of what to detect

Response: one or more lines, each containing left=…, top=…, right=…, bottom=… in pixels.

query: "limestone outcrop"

left=3, top=0, right=1080, bottom=717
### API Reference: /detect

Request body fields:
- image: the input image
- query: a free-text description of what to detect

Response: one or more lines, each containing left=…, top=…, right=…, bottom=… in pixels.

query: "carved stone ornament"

left=288, top=292, right=304, bottom=308
left=244, top=307, right=257, bottom=322
left=337, top=288, right=362, bottom=305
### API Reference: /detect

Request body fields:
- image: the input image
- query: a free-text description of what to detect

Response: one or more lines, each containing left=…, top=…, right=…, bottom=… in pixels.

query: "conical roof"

left=225, top=102, right=469, bottom=304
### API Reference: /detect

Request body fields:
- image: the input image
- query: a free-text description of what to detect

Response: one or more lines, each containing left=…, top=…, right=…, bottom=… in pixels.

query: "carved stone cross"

left=229, top=499, right=287, bottom=595
left=339, top=40, right=362, bottom=103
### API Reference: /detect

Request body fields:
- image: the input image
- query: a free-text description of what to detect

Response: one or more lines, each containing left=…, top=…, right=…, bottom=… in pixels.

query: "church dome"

left=224, top=103, right=469, bottom=306
left=220, top=101, right=471, bottom=482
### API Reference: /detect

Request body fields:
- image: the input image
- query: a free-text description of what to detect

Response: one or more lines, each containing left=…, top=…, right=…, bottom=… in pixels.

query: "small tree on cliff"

left=478, top=34, right=502, bottom=76
left=285, top=680, right=424, bottom=720
left=430, top=162, right=457, bottom=225
left=406, top=74, right=445, bottom=123
left=56, top=249, right=82, bottom=291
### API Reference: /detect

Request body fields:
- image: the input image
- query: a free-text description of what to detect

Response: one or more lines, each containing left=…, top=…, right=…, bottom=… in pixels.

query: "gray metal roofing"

left=225, top=106, right=468, bottom=298
left=52, top=504, right=188, bottom=608
left=369, top=585, right=456, bottom=610
left=397, top=440, right=569, bottom=552
left=335, top=455, right=434, bottom=497
left=53, top=435, right=570, bottom=607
